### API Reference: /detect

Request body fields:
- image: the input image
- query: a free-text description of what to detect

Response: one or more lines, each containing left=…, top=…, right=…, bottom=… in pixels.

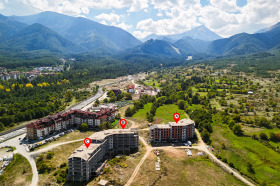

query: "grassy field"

left=36, top=141, right=83, bottom=186
left=34, top=130, right=92, bottom=151
left=242, top=126, right=280, bottom=149
left=154, top=104, right=187, bottom=124
left=187, top=103, right=203, bottom=112
left=132, top=103, right=152, bottom=121
left=131, top=149, right=243, bottom=186
left=144, top=79, right=161, bottom=88
left=0, top=154, right=32, bottom=186
left=132, top=103, right=187, bottom=126
left=211, top=123, right=280, bottom=185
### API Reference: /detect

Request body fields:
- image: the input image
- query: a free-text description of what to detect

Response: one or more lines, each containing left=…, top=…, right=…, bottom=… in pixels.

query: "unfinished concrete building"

left=67, top=129, right=139, bottom=182
left=150, top=118, right=195, bottom=142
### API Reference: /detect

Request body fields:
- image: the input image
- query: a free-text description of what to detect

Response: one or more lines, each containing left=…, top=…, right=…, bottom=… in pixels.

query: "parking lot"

left=26, top=128, right=75, bottom=150
left=0, top=147, right=14, bottom=175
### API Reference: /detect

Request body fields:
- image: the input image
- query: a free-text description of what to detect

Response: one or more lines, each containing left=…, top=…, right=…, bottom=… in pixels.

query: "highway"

left=0, top=76, right=129, bottom=141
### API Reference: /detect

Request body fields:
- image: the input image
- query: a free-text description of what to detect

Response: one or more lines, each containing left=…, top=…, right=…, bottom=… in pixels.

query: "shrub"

left=232, top=124, right=243, bottom=135
left=229, top=162, right=235, bottom=168
left=60, top=162, right=67, bottom=168
left=79, top=123, right=88, bottom=131
left=252, top=133, right=258, bottom=140
left=259, top=133, right=268, bottom=140
left=247, top=163, right=255, bottom=174
left=46, top=151, right=54, bottom=159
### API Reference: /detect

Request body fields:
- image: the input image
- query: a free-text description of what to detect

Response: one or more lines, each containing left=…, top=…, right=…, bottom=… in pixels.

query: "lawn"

left=144, top=79, right=161, bottom=88
left=132, top=104, right=187, bottom=124
left=131, top=149, right=243, bottom=186
left=187, top=103, right=203, bottom=112
left=211, top=123, right=280, bottom=185
left=132, top=103, right=152, bottom=121
left=0, top=154, right=32, bottom=186
left=154, top=104, right=187, bottom=124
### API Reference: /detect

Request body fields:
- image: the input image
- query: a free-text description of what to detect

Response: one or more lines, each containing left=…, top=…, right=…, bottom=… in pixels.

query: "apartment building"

left=0, top=71, right=20, bottom=80
left=67, top=129, right=139, bottom=182
left=26, top=108, right=117, bottom=140
left=150, top=118, right=195, bottom=142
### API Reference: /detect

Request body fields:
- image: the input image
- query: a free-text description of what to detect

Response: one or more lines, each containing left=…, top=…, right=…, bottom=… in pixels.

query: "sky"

left=0, top=0, right=280, bottom=39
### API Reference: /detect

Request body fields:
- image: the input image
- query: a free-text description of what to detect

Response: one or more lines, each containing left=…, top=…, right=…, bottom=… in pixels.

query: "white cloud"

left=100, top=20, right=108, bottom=25
left=133, top=30, right=152, bottom=39
left=113, top=22, right=133, bottom=30
left=2, top=0, right=280, bottom=39
left=95, top=13, right=120, bottom=23
left=157, top=12, right=163, bottom=17
left=135, top=0, right=280, bottom=38
left=209, top=0, right=240, bottom=12
left=128, top=0, right=149, bottom=12
left=0, top=2, right=4, bottom=9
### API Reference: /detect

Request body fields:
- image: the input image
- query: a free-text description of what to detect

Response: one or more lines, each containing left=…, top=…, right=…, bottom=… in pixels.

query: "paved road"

left=68, top=87, right=104, bottom=111
left=0, top=133, right=38, bottom=186
left=0, top=135, right=84, bottom=186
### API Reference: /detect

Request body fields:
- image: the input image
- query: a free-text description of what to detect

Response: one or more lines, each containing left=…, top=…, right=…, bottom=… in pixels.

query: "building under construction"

left=150, top=118, right=195, bottom=142
left=67, top=128, right=139, bottom=182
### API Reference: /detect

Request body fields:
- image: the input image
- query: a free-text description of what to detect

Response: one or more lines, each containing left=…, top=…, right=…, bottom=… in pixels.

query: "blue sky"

left=0, top=0, right=279, bottom=39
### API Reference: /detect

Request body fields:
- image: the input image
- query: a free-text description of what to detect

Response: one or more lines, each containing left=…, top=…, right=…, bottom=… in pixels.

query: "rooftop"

left=69, top=129, right=138, bottom=160
left=150, top=118, right=195, bottom=129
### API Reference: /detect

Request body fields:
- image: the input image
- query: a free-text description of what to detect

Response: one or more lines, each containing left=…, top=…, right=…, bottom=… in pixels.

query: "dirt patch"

left=152, top=118, right=162, bottom=124
left=163, top=148, right=188, bottom=159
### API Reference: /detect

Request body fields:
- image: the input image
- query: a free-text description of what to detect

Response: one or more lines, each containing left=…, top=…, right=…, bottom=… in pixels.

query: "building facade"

left=26, top=108, right=117, bottom=140
left=67, top=129, right=139, bottom=182
left=0, top=71, right=20, bottom=81
left=127, top=85, right=135, bottom=94
left=150, top=119, right=195, bottom=142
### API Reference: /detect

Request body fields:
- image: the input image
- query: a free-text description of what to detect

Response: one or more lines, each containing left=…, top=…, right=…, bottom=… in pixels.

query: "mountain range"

left=0, top=11, right=280, bottom=58
left=142, top=25, right=222, bottom=42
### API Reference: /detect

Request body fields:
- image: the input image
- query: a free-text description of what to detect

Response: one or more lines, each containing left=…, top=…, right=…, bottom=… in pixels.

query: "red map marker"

left=84, top=138, right=91, bottom=148
left=120, top=119, right=127, bottom=129
left=173, top=113, right=180, bottom=123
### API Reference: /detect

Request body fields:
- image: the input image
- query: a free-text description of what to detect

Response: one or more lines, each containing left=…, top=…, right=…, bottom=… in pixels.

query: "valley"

left=0, top=5, right=280, bottom=186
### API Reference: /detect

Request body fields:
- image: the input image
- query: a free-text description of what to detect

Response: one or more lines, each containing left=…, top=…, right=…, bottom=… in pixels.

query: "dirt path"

left=125, top=136, right=152, bottom=186
left=125, top=128, right=255, bottom=186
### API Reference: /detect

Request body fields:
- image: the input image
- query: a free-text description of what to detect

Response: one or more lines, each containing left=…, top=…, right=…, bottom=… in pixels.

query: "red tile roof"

left=127, top=85, right=135, bottom=89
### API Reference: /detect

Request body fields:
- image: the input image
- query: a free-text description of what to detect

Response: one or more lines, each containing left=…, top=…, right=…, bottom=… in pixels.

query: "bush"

left=247, top=162, right=255, bottom=174
left=79, top=123, right=88, bottom=131
left=232, top=124, right=243, bottom=135
left=222, top=158, right=228, bottom=163
left=252, top=133, right=258, bottom=140
left=259, top=133, right=268, bottom=140
left=60, top=162, right=67, bottom=168
left=229, top=162, right=235, bottom=168
left=269, top=132, right=280, bottom=141
left=38, top=163, right=54, bottom=174
left=201, top=129, right=211, bottom=144
left=46, top=151, right=54, bottom=160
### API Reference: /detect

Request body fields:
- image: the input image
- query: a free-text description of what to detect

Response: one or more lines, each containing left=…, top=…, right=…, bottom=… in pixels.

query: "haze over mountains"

left=0, top=11, right=280, bottom=58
